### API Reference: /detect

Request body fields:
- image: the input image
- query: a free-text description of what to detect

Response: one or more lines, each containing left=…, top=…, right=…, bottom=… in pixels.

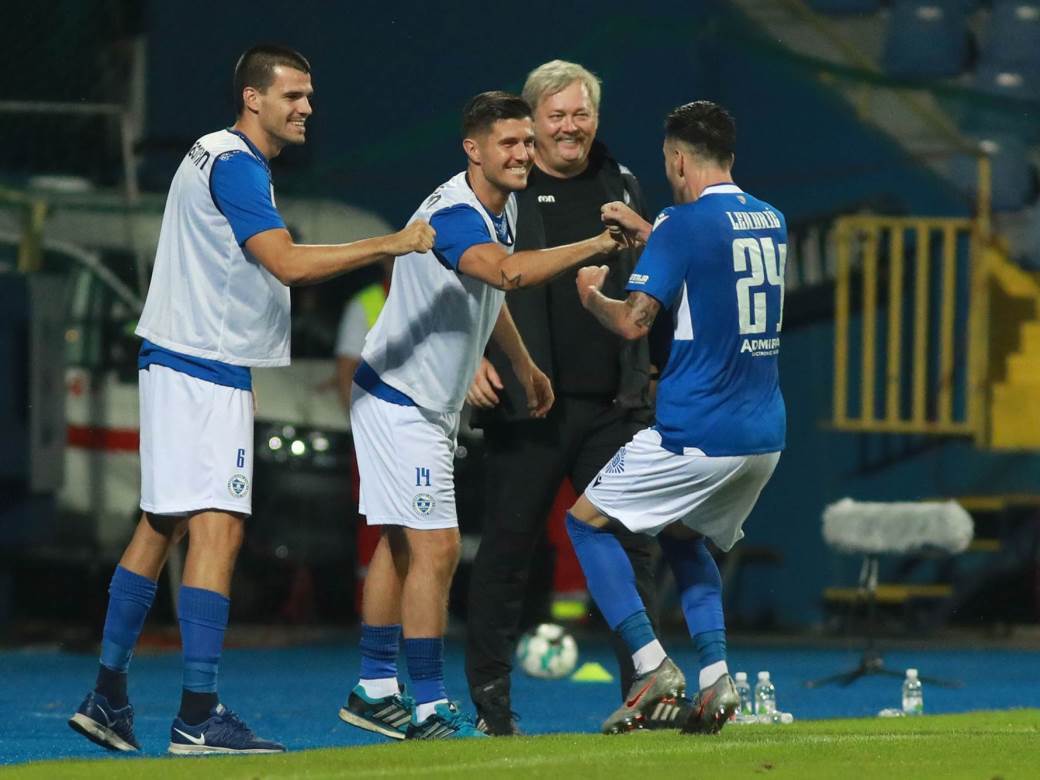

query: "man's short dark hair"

left=234, top=44, right=311, bottom=114
left=664, top=101, right=736, bottom=167
left=461, top=91, right=531, bottom=138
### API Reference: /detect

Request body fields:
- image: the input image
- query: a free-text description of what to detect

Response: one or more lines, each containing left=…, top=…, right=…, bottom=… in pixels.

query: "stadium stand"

left=949, top=134, right=1039, bottom=211
left=964, top=62, right=1040, bottom=139
left=983, top=1, right=1040, bottom=72
left=882, top=1, right=972, bottom=78
left=806, top=0, right=883, bottom=13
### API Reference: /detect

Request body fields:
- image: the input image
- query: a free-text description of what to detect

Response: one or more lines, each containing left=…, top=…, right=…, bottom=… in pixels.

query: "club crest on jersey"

left=413, top=493, right=436, bottom=516
left=605, top=448, right=626, bottom=475
left=228, top=473, right=250, bottom=498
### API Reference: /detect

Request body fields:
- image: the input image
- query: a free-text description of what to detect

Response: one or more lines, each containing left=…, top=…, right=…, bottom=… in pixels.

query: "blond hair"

left=522, top=60, right=602, bottom=114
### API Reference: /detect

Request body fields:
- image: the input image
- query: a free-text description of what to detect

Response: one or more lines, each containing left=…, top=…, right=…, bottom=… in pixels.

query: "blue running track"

left=2, top=638, right=1038, bottom=765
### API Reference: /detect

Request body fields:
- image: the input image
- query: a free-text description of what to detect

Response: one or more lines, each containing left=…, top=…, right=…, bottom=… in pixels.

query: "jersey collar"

left=700, top=183, right=742, bottom=197
left=226, top=128, right=271, bottom=170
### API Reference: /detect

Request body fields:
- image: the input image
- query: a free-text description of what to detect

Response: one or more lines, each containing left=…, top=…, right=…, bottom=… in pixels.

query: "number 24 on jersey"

left=733, top=236, right=785, bottom=335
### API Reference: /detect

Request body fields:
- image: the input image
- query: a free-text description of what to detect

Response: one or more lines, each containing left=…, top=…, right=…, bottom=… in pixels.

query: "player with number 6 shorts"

left=68, top=44, right=435, bottom=756
left=564, top=100, right=786, bottom=736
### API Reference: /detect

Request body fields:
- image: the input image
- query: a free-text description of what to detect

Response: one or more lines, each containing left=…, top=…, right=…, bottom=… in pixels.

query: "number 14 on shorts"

left=415, top=467, right=431, bottom=487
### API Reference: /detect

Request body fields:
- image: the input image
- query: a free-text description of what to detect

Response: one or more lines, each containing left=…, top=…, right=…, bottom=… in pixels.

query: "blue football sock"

left=99, top=565, right=158, bottom=676
left=359, top=623, right=401, bottom=681
left=659, top=534, right=726, bottom=665
left=615, top=610, right=659, bottom=655
left=565, top=513, right=645, bottom=629
left=404, top=637, right=446, bottom=707
left=178, top=586, right=230, bottom=695
left=694, top=629, right=727, bottom=668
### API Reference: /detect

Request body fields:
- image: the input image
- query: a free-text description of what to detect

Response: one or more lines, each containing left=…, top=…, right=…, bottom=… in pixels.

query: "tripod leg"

left=805, top=664, right=868, bottom=688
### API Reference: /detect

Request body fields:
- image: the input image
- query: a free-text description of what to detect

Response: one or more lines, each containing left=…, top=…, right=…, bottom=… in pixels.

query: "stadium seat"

left=806, top=0, right=883, bottom=13
left=949, top=134, right=1039, bottom=211
left=883, top=2, right=972, bottom=78
left=982, top=1, right=1040, bottom=71
left=960, top=62, right=1040, bottom=140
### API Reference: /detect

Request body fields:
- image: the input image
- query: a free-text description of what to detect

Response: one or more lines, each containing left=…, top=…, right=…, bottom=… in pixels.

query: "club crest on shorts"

left=413, top=493, right=435, bottom=516
left=228, top=473, right=250, bottom=498
left=605, top=448, right=626, bottom=475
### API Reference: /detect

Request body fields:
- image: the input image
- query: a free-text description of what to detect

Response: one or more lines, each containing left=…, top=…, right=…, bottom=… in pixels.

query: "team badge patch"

left=605, top=448, right=626, bottom=475
left=413, top=493, right=435, bottom=516
left=228, top=473, right=250, bottom=498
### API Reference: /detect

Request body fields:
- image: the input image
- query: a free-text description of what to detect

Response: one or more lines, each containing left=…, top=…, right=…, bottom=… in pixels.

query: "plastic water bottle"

left=754, top=671, right=777, bottom=716
left=902, top=668, right=923, bottom=715
left=734, top=672, right=753, bottom=721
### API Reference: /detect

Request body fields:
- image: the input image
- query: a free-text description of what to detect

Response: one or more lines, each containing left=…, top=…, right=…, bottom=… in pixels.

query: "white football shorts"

left=139, top=365, right=254, bottom=516
left=350, top=384, right=459, bottom=530
left=584, top=427, right=780, bottom=551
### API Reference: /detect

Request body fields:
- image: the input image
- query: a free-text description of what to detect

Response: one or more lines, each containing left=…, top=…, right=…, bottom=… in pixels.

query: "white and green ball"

left=516, top=623, right=579, bottom=679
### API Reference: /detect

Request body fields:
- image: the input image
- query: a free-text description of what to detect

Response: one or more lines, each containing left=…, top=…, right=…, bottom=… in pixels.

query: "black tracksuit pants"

left=465, top=395, right=659, bottom=701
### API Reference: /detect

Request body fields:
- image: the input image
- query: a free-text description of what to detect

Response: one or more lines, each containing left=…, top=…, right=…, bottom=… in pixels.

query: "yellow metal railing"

left=833, top=152, right=995, bottom=442
left=833, top=216, right=987, bottom=440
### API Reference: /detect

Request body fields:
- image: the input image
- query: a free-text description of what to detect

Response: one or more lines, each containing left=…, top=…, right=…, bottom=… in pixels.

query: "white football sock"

left=416, top=698, right=449, bottom=722
left=359, top=677, right=399, bottom=699
left=632, top=640, right=667, bottom=676
left=699, top=660, right=729, bottom=690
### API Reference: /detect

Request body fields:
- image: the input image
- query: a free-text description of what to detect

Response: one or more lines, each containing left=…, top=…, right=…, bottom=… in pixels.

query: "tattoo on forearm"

left=626, top=293, right=660, bottom=330
left=500, top=269, right=522, bottom=289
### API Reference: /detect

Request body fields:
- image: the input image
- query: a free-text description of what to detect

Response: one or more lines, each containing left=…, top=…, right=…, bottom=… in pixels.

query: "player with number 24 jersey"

left=626, top=184, right=786, bottom=457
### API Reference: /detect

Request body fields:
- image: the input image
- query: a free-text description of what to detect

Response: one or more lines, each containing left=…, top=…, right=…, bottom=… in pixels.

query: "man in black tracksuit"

left=464, top=60, right=660, bottom=735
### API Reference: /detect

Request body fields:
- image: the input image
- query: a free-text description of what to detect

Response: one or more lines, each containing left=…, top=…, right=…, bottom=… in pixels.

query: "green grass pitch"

left=9, top=710, right=1040, bottom=779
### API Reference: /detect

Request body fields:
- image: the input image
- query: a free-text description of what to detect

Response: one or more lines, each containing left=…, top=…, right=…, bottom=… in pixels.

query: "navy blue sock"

left=404, top=637, right=446, bottom=706
left=95, top=665, right=129, bottom=711
left=615, top=610, right=659, bottom=655
left=359, top=623, right=401, bottom=679
left=96, top=566, right=157, bottom=708
left=565, top=513, right=645, bottom=629
left=659, top=534, right=725, bottom=663
left=178, top=586, right=229, bottom=723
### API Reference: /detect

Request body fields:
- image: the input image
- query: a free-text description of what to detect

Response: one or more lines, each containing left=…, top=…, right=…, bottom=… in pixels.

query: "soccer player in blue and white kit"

left=68, top=45, right=435, bottom=755
left=337, top=92, right=631, bottom=740
left=566, top=101, right=786, bottom=735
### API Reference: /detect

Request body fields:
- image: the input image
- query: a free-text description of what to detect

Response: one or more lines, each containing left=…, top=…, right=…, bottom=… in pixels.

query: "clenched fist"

left=576, top=264, right=609, bottom=309
left=594, top=227, right=627, bottom=255
left=387, top=220, right=436, bottom=256
left=601, top=201, right=651, bottom=246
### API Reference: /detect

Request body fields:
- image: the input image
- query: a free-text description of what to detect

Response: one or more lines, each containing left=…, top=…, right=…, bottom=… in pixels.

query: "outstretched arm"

left=245, top=222, right=434, bottom=287
left=575, top=264, right=661, bottom=341
left=458, top=229, right=628, bottom=291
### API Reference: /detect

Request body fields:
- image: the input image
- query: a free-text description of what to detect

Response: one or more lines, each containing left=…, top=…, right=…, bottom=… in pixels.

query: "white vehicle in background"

left=1, top=185, right=391, bottom=554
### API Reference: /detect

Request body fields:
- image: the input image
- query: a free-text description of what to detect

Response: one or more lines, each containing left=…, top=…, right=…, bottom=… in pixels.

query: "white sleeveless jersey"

left=136, top=130, right=291, bottom=366
left=361, top=172, right=515, bottom=413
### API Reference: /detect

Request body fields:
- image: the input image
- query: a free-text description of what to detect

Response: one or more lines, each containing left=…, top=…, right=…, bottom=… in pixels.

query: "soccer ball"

left=516, top=623, right=578, bottom=679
